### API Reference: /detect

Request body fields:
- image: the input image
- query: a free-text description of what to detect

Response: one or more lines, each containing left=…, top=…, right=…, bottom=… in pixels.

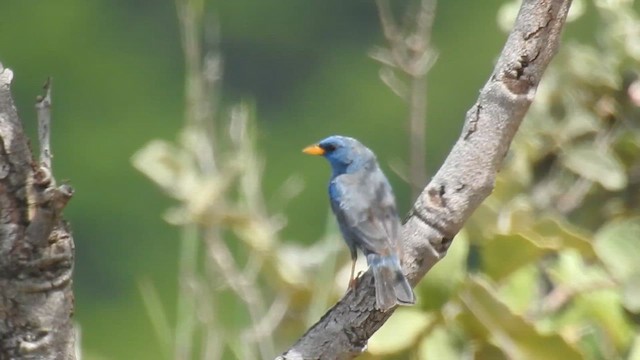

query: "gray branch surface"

left=279, top=0, right=573, bottom=359
left=0, top=64, right=76, bottom=359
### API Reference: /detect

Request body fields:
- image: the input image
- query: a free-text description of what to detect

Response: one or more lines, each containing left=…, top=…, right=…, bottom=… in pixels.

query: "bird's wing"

left=331, top=173, right=400, bottom=256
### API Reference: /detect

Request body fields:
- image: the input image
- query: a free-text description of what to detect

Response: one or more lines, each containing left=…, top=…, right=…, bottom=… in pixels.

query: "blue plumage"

left=303, top=135, right=416, bottom=311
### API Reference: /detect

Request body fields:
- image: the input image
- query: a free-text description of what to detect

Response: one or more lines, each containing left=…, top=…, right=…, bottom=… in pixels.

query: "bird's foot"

left=348, top=277, right=358, bottom=294
left=347, top=271, right=366, bottom=296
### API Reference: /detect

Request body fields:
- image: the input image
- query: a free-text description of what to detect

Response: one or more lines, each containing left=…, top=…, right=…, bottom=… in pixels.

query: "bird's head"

left=303, top=135, right=374, bottom=175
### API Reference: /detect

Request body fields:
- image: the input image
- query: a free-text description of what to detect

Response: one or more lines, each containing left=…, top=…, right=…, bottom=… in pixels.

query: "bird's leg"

left=347, top=247, right=359, bottom=294
left=348, top=258, right=357, bottom=292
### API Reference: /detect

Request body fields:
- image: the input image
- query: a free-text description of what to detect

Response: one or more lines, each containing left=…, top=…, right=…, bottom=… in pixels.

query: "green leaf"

left=481, top=233, right=550, bottom=281
left=594, top=217, right=640, bottom=280
left=458, top=276, right=583, bottom=360
left=473, top=343, right=509, bottom=360
left=561, top=144, right=627, bottom=190
left=615, top=131, right=640, bottom=162
left=548, top=251, right=634, bottom=352
left=573, top=290, right=633, bottom=352
left=497, top=195, right=535, bottom=233
left=367, top=309, right=435, bottom=355
left=564, top=43, right=621, bottom=89
left=547, top=250, right=611, bottom=289
left=498, top=264, right=540, bottom=314
left=418, top=325, right=460, bottom=360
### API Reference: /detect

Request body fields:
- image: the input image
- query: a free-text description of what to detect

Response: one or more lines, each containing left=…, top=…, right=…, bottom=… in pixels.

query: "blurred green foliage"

left=2, top=0, right=640, bottom=358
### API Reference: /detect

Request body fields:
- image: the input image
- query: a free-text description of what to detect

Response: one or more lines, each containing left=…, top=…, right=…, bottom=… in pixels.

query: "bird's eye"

left=323, top=143, right=337, bottom=152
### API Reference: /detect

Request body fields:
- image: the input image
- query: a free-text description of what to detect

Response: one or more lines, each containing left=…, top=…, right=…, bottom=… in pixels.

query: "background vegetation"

left=2, top=0, right=639, bottom=359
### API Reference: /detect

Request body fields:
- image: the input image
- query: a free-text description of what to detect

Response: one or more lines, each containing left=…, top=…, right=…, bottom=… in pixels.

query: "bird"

left=303, top=135, right=415, bottom=311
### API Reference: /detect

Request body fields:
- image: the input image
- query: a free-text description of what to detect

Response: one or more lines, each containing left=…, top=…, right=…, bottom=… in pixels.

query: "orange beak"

left=302, top=144, right=325, bottom=156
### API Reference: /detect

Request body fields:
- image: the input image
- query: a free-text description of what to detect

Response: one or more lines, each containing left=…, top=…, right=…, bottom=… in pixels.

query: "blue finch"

left=303, top=135, right=415, bottom=311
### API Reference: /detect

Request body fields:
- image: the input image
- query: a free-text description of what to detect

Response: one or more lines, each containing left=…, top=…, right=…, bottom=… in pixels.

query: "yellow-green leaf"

left=561, top=144, right=627, bottom=190
left=418, top=230, right=468, bottom=309
left=530, top=216, right=596, bottom=258
left=498, top=264, right=540, bottom=314
left=458, top=276, right=583, bottom=360
left=418, top=325, right=460, bottom=360
left=481, top=233, right=550, bottom=281
left=547, top=250, right=610, bottom=289
left=548, top=251, right=634, bottom=351
left=367, top=309, right=435, bottom=355
left=594, top=217, right=640, bottom=281
left=560, top=108, right=600, bottom=141
left=573, top=290, right=634, bottom=351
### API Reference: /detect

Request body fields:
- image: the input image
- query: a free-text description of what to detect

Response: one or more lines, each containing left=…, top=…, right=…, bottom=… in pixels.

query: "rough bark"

left=279, top=0, right=573, bottom=359
left=0, top=65, right=76, bottom=359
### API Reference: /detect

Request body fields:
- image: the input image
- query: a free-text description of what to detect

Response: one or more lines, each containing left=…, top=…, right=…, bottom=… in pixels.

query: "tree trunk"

left=0, top=66, right=76, bottom=360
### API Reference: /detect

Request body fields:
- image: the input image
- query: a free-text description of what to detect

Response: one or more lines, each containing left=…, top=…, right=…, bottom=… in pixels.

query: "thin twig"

left=176, top=0, right=218, bottom=174
left=203, top=322, right=223, bottom=360
left=174, top=1, right=225, bottom=359
left=374, top=0, right=438, bottom=198
left=555, top=177, right=592, bottom=214
left=176, top=0, right=202, bottom=127
left=409, top=72, right=428, bottom=196
left=192, top=276, right=223, bottom=360
left=174, top=2, right=278, bottom=359
left=409, top=0, right=437, bottom=197
left=139, top=279, right=174, bottom=360
left=174, top=1, right=206, bottom=358
left=244, top=294, right=291, bottom=343
left=204, top=228, right=273, bottom=359
left=375, top=0, right=402, bottom=45
left=174, top=225, right=199, bottom=360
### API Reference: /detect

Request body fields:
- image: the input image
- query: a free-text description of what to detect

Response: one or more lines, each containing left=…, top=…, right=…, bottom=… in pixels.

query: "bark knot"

left=502, top=54, right=537, bottom=94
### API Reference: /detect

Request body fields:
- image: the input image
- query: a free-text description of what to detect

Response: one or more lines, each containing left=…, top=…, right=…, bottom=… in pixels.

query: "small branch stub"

left=36, top=77, right=53, bottom=173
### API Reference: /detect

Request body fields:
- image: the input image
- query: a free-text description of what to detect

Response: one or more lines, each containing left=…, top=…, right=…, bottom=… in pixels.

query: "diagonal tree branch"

left=279, top=0, right=573, bottom=358
left=0, top=64, right=76, bottom=359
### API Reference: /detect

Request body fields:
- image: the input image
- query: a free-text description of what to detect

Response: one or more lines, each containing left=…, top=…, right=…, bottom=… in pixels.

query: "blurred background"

left=2, top=0, right=640, bottom=359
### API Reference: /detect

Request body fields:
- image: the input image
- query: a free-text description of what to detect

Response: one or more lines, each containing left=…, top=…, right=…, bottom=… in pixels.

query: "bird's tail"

left=368, top=254, right=416, bottom=311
